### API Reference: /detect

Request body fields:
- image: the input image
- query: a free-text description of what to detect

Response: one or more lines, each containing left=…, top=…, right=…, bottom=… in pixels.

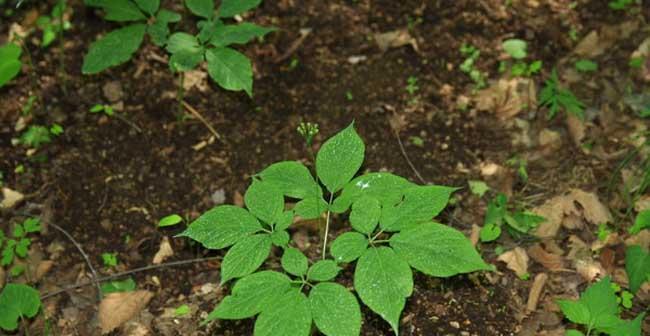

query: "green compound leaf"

left=630, top=209, right=650, bottom=235
left=350, top=196, right=381, bottom=234
left=205, top=47, right=253, bottom=96
left=258, top=161, right=322, bottom=199
left=294, top=196, right=327, bottom=220
left=309, top=282, right=361, bottom=336
left=625, top=245, right=650, bottom=294
left=82, top=24, right=146, bottom=74
left=15, top=238, right=30, bottom=258
left=331, top=172, right=415, bottom=213
left=557, top=276, right=619, bottom=331
left=502, top=38, right=528, bottom=59
left=210, top=23, right=275, bottom=47
left=330, top=232, right=368, bottom=263
left=390, top=223, right=492, bottom=277
left=166, top=32, right=202, bottom=55
left=22, top=218, right=40, bottom=233
left=354, top=247, right=412, bottom=335
left=245, top=179, right=284, bottom=224
left=221, top=234, right=272, bottom=284
left=307, top=260, right=341, bottom=282
left=185, top=0, right=214, bottom=19
left=281, top=247, right=308, bottom=276
left=219, top=0, right=262, bottom=18
left=169, top=50, right=204, bottom=72
left=100, top=277, right=137, bottom=295
left=316, top=123, right=365, bottom=194
left=254, top=289, right=312, bottom=336
left=0, top=284, right=41, bottom=331
left=380, top=185, right=457, bottom=232
left=133, top=0, right=159, bottom=16
left=178, top=205, right=262, bottom=249
left=205, top=271, right=291, bottom=321
left=99, top=0, right=146, bottom=22
left=274, top=210, right=294, bottom=231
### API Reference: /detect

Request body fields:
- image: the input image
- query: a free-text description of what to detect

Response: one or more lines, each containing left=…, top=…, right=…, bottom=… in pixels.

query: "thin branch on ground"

left=40, top=256, right=222, bottom=300
left=181, top=100, right=222, bottom=141
left=48, top=222, right=103, bottom=303
left=392, top=127, right=427, bottom=184
left=273, top=29, right=311, bottom=63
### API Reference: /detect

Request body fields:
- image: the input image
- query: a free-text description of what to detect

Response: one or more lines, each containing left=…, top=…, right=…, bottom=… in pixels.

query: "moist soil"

left=1, top=0, right=649, bottom=335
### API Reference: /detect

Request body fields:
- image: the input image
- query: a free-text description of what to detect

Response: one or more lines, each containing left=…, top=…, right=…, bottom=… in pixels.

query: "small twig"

left=273, top=29, right=311, bottom=63
left=48, top=222, right=102, bottom=303
left=113, top=112, right=143, bottom=133
left=181, top=100, right=222, bottom=140
left=392, top=127, right=426, bottom=184
left=40, top=256, right=222, bottom=300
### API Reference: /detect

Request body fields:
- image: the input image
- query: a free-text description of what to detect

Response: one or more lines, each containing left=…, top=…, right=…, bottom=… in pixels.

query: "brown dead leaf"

left=533, top=189, right=612, bottom=238
left=528, top=244, right=565, bottom=272
left=152, top=237, right=174, bottom=265
left=470, top=224, right=480, bottom=246
left=566, top=114, right=585, bottom=146
left=474, top=78, right=536, bottom=119
left=99, top=291, right=154, bottom=334
left=526, top=273, right=548, bottom=312
left=182, top=70, right=208, bottom=92
left=1, top=187, right=25, bottom=209
left=635, top=195, right=650, bottom=212
left=35, top=260, right=53, bottom=281
left=374, top=29, right=419, bottom=52
left=498, top=247, right=529, bottom=277
left=625, top=230, right=650, bottom=250
left=567, top=189, right=613, bottom=226
left=575, top=259, right=605, bottom=282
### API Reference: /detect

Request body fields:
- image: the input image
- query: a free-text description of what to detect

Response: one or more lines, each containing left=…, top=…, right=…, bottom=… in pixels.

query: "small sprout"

left=50, top=123, right=64, bottom=136
left=345, top=90, right=353, bottom=101
left=502, top=39, right=528, bottom=59
left=89, top=104, right=114, bottom=116
left=14, top=165, right=24, bottom=174
left=609, top=0, right=635, bottom=10
left=21, top=95, right=37, bottom=116
left=297, top=122, right=319, bottom=147
left=405, top=76, right=419, bottom=95
left=468, top=180, right=489, bottom=197
left=408, top=136, right=424, bottom=147
left=289, top=58, right=299, bottom=70
left=174, top=304, right=191, bottom=316
left=100, top=277, right=136, bottom=295
left=101, top=252, right=118, bottom=268
left=20, top=125, right=52, bottom=148
left=597, top=223, right=611, bottom=242
left=539, top=69, right=584, bottom=120
left=159, top=214, right=183, bottom=227
left=575, top=59, right=598, bottom=73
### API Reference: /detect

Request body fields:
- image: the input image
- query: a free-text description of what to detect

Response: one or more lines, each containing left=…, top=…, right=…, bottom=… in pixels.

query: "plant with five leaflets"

left=539, top=69, right=585, bottom=120
left=0, top=284, right=42, bottom=332
left=179, top=123, right=492, bottom=335
left=558, top=277, right=645, bottom=336
left=165, top=0, right=274, bottom=97
left=1, top=218, right=41, bottom=275
left=0, top=42, right=22, bottom=88
left=82, top=0, right=181, bottom=74
left=479, top=193, right=545, bottom=242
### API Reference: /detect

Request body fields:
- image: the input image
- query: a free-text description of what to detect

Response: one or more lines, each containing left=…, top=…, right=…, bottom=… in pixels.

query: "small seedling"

left=539, top=69, right=584, bottom=120
left=501, top=39, right=542, bottom=77
left=506, top=156, right=528, bottom=183
left=14, top=165, right=24, bottom=174
left=0, top=284, right=42, bottom=332
left=0, top=42, right=22, bottom=88
left=1, top=218, right=41, bottom=268
left=19, top=125, right=53, bottom=148
left=480, top=193, right=545, bottom=242
left=49, top=123, right=64, bottom=136
left=346, top=90, right=353, bottom=101
left=405, top=76, right=419, bottom=95
left=100, top=277, right=136, bottom=295
left=174, top=304, right=191, bottom=316
left=21, top=95, right=37, bottom=116
left=597, top=223, right=612, bottom=242
left=558, top=277, right=644, bottom=336
left=610, top=283, right=634, bottom=310
left=408, top=135, right=424, bottom=147
left=159, top=214, right=184, bottom=227
left=89, top=104, right=114, bottom=116
left=459, top=43, right=486, bottom=89
left=101, top=252, right=118, bottom=268
left=575, top=59, right=598, bottom=73
left=36, top=1, right=71, bottom=48
left=468, top=180, right=489, bottom=197
left=609, top=0, right=636, bottom=10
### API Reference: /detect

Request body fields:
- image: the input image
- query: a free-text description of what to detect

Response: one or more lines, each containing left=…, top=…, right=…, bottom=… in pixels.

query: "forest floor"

left=0, top=0, right=649, bottom=335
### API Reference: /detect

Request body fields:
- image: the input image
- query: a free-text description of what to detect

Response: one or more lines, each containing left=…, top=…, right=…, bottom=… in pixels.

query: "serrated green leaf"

left=205, top=271, right=291, bottom=321
left=354, top=247, right=412, bottom=335
left=134, top=0, right=159, bottom=15
left=331, top=173, right=415, bottom=213
left=100, top=277, right=137, bottom=294
left=218, top=0, right=262, bottom=18
left=502, top=39, right=527, bottom=59
left=15, top=238, right=30, bottom=258
left=158, top=214, right=183, bottom=227
left=330, top=232, right=368, bottom=263
left=316, top=123, right=365, bottom=193
left=157, top=9, right=181, bottom=22
left=205, top=47, right=253, bottom=96
left=294, top=196, right=327, bottom=220
left=178, top=205, right=262, bottom=249
left=209, top=23, right=275, bottom=47
left=307, top=260, right=341, bottom=282
left=281, top=247, right=308, bottom=276
left=185, top=0, right=214, bottom=19
left=630, top=209, right=650, bottom=235
left=270, top=230, right=289, bottom=247
left=1, top=241, right=15, bottom=266
left=380, top=185, right=457, bottom=231
left=600, top=312, right=645, bottom=336
left=0, top=284, right=41, bottom=331
left=557, top=277, right=619, bottom=331
left=82, top=24, right=146, bottom=74
left=100, top=0, right=146, bottom=22
left=245, top=179, right=284, bottom=224
left=556, top=299, right=590, bottom=325
left=390, top=223, right=491, bottom=276
left=625, top=245, right=650, bottom=294
left=22, top=218, right=40, bottom=233
left=221, top=234, right=272, bottom=284
left=274, top=210, right=294, bottom=231
left=350, top=196, right=380, bottom=234
left=258, top=161, right=322, bottom=199
left=254, top=289, right=312, bottom=336
left=309, top=282, right=361, bottom=336
left=13, top=224, right=25, bottom=238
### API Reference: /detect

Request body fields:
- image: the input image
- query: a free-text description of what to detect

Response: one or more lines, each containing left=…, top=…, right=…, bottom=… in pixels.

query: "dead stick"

left=181, top=100, right=222, bottom=140
left=40, top=256, right=222, bottom=300
left=392, top=127, right=426, bottom=184
left=48, top=222, right=102, bottom=303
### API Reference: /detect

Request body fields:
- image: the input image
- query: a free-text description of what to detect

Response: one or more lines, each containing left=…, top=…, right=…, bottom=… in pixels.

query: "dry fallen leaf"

left=526, top=273, right=548, bottom=312
left=474, top=78, right=536, bottom=119
left=99, top=291, right=154, bottom=334
left=152, top=237, right=174, bottom=265
left=533, top=189, right=612, bottom=238
left=470, top=224, right=481, bottom=246
left=498, top=247, right=529, bottom=277
left=565, top=114, right=585, bottom=146
left=528, top=244, right=565, bottom=272
left=374, top=29, right=419, bottom=52
left=624, top=230, right=650, bottom=250
left=1, top=187, right=25, bottom=209
left=635, top=195, right=650, bottom=212
left=182, top=70, right=208, bottom=92
left=574, top=259, right=605, bottom=282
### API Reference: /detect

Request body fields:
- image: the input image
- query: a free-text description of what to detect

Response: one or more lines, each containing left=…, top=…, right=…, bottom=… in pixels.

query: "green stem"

left=321, top=193, right=334, bottom=260
left=177, top=72, right=185, bottom=115
left=370, top=229, right=385, bottom=242
left=372, top=239, right=390, bottom=244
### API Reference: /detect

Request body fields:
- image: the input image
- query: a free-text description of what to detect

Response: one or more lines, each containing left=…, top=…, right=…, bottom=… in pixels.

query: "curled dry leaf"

left=474, top=78, right=537, bottom=120
left=528, top=244, right=565, bottom=272
left=99, top=290, right=154, bottom=334
left=152, top=237, right=174, bottom=265
left=526, top=273, right=548, bottom=312
left=565, top=114, right=585, bottom=146
left=574, top=259, right=605, bottom=282
left=498, top=247, right=529, bottom=277
left=1, top=187, right=25, bottom=209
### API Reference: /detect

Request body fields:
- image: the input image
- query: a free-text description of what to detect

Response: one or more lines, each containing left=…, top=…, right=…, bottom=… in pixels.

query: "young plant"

left=101, top=252, right=118, bottom=268
left=180, top=123, right=491, bottom=335
left=19, top=125, right=54, bottom=148
left=36, top=1, right=71, bottom=48
left=0, top=284, right=42, bottom=332
left=89, top=103, right=114, bottom=116
left=165, top=0, right=274, bottom=97
left=1, top=218, right=41, bottom=273
left=479, top=193, right=545, bottom=242
left=539, top=69, right=585, bottom=120
left=608, top=0, right=636, bottom=10
left=558, top=277, right=645, bottom=336
left=82, top=0, right=181, bottom=74
left=459, top=43, right=486, bottom=89
left=500, top=38, right=542, bottom=77
left=0, top=42, right=22, bottom=88
left=575, top=59, right=598, bottom=73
